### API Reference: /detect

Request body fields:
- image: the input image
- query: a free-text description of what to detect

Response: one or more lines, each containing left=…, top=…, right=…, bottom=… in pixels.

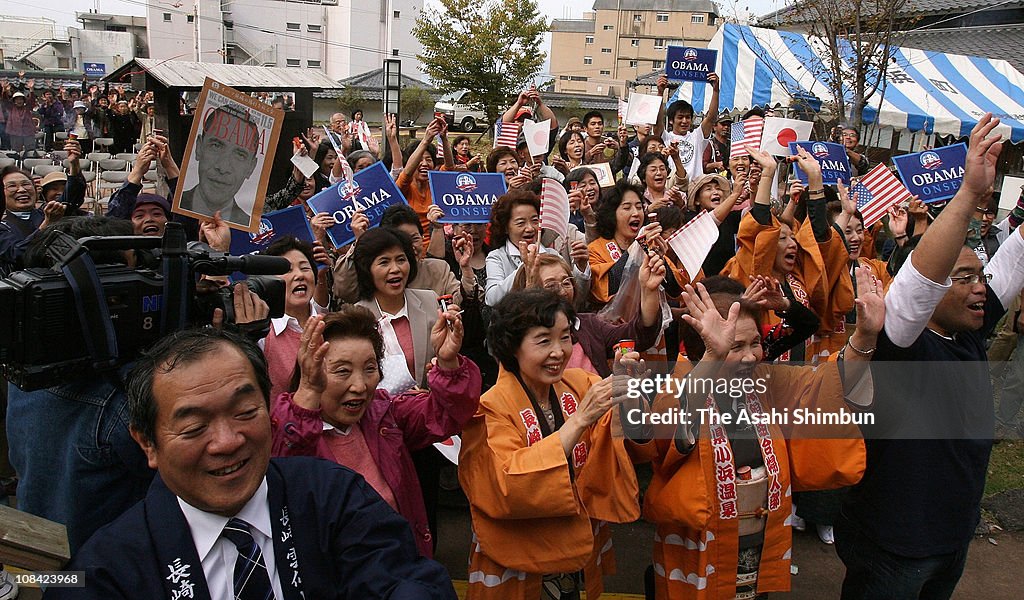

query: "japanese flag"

left=523, top=119, right=551, bottom=157
left=760, top=117, right=814, bottom=156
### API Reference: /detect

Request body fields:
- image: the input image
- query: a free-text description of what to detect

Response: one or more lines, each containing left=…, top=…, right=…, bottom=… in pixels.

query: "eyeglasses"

left=542, top=277, right=575, bottom=292
left=950, top=273, right=993, bottom=285
left=3, top=180, right=33, bottom=192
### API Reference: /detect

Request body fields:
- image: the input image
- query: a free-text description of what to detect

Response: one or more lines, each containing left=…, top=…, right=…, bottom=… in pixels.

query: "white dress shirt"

left=177, top=479, right=284, bottom=600
left=258, top=299, right=325, bottom=350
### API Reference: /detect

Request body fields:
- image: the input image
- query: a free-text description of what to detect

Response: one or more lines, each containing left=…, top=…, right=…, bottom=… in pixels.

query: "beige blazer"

left=357, top=287, right=439, bottom=387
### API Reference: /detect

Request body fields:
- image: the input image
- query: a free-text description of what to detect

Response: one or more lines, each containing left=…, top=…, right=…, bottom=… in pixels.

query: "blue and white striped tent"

left=669, top=23, right=1024, bottom=143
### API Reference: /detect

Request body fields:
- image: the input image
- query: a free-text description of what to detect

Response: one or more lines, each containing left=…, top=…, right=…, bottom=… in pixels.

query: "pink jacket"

left=270, top=355, right=482, bottom=557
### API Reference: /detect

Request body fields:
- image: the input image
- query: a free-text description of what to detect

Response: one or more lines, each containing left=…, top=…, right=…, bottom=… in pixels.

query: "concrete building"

left=145, top=0, right=425, bottom=81
left=0, top=17, right=72, bottom=71
left=549, top=0, right=719, bottom=97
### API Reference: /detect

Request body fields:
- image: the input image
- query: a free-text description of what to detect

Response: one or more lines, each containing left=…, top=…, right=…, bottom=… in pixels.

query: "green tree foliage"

left=414, top=0, right=547, bottom=125
left=401, top=86, right=435, bottom=125
left=336, top=86, right=366, bottom=116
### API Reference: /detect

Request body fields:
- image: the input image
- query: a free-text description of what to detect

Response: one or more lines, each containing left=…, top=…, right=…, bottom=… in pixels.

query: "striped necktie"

left=221, top=518, right=276, bottom=600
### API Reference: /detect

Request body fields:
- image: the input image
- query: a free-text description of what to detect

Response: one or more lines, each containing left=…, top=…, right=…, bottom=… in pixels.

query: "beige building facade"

left=550, top=0, right=719, bottom=96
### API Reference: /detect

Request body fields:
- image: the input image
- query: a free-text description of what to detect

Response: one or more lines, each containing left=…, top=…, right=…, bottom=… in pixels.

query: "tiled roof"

left=592, top=0, right=718, bottom=13
left=758, top=0, right=1024, bottom=24
left=550, top=19, right=596, bottom=34
left=901, top=24, right=1024, bottom=73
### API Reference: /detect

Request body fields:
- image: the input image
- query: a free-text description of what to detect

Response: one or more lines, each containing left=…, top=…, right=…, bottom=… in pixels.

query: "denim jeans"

left=6, top=368, right=153, bottom=552
left=835, top=515, right=969, bottom=600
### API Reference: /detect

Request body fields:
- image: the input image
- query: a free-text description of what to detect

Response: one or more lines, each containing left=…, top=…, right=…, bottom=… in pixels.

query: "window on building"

left=691, top=14, right=705, bottom=24
left=654, top=38, right=666, bottom=48
left=187, top=14, right=194, bottom=23
left=585, top=35, right=594, bottom=44
left=286, top=58, right=300, bottom=67
left=308, top=24, right=322, bottom=32
left=656, top=13, right=669, bottom=22
left=600, top=70, right=611, bottom=75
left=308, top=59, right=321, bottom=68
left=394, top=10, right=400, bottom=18
left=287, top=22, right=301, bottom=31
left=633, top=14, right=643, bottom=22
left=163, top=13, right=171, bottom=22
left=601, top=48, right=612, bottom=53
left=631, top=39, right=639, bottom=47
left=392, top=49, right=399, bottom=56
left=106, top=25, right=127, bottom=32
left=225, top=22, right=234, bottom=30
left=603, top=24, right=613, bottom=30
left=629, top=60, right=638, bottom=68
left=584, top=56, right=593, bottom=65
left=570, top=76, right=588, bottom=81
left=653, top=60, right=664, bottom=69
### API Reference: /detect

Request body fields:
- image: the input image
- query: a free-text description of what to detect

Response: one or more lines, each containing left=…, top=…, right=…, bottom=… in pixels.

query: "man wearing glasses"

left=837, top=115, right=1024, bottom=599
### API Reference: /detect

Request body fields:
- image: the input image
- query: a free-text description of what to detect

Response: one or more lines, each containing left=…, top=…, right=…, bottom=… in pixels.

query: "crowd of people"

left=0, top=68, right=1022, bottom=600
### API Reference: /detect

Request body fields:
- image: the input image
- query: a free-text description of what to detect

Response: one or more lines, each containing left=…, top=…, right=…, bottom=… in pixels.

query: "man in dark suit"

left=179, top=104, right=260, bottom=229
left=48, top=328, right=457, bottom=600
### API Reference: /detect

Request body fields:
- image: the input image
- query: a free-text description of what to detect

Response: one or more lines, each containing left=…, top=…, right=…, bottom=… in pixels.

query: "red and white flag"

left=729, top=116, right=764, bottom=159
left=852, top=164, right=914, bottom=227
left=434, top=135, right=445, bottom=161
left=540, top=178, right=571, bottom=241
left=495, top=121, right=522, bottom=148
left=617, top=98, right=628, bottom=122
left=760, top=117, right=813, bottom=156
left=665, top=210, right=721, bottom=279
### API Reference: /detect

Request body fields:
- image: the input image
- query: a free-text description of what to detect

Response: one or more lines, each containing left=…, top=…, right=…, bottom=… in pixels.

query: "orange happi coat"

left=723, top=213, right=854, bottom=359
left=588, top=237, right=628, bottom=307
left=459, top=367, right=650, bottom=600
left=643, top=361, right=865, bottom=600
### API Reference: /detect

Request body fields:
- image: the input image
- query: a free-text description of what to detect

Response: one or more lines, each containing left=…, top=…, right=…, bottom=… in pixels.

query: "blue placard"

left=428, top=171, right=508, bottom=223
left=83, top=62, right=106, bottom=76
left=788, top=141, right=852, bottom=185
left=665, top=46, right=718, bottom=82
left=306, top=161, right=407, bottom=248
left=892, top=143, right=967, bottom=204
left=229, top=204, right=314, bottom=256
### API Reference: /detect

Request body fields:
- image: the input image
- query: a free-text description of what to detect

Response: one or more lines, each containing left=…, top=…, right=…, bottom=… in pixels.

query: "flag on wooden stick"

left=665, top=210, right=720, bottom=278
left=540, top=178, right=571, bottom=241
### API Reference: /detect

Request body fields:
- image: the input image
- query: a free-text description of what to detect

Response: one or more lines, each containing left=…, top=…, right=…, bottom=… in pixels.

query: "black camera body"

left=0, top=223, right=288, bottom=390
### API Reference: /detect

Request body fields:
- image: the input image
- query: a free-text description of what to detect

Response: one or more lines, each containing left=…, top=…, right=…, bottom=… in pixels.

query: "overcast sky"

left=2, top=0, right=785, bottom=30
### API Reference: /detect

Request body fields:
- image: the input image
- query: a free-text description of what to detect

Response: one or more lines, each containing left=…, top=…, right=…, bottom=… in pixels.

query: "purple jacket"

left=270, top=355, right=482, bottom=558
left=577, top=311, right=662, bottom=377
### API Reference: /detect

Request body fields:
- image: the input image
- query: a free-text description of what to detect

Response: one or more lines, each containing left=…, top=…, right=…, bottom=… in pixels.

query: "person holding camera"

left=7, top=216, right=273, bottom=553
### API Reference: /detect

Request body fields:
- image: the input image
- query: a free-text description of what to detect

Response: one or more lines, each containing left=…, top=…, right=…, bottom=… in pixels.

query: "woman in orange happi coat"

left=459, top=288, right=658, bottom=599
left=723, top=148, right=854, bottom=362
left=643, top=270, right=883, bottom=599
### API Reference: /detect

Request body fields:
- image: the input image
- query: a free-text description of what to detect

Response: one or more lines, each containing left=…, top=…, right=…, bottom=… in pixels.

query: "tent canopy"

left=669, top=23, right=1024, bottom=143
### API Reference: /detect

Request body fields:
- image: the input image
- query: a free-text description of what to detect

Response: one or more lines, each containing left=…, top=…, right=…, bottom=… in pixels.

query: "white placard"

left=523, top=119, right=551, bottom=157
left=625, top=93, right=662, bottom=126
left=999, top=175, right=1024, bottom=212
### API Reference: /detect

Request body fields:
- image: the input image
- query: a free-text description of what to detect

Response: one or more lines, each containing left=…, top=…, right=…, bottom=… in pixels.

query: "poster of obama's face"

left=173, top=78, right=283, bottom=232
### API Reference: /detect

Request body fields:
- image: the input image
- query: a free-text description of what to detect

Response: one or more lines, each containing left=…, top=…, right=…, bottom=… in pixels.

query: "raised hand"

left=680, top=282, right=740, bottom=360
left=199, top=210, right=231, bottom=251
left=640, top=250, right=667, bottom=291
left=962, top=113, right=1003, bottom=198
left=453, top=233, right=474, bottom=269
left=837, top=180, right=857, bottom=215
left=706, top=72, right=720, bottom=91
left=887, top=205, right=909, bottom=238
left=297, top=316, right=330, bottom=394
left=520, top=241, right=541, bottom=288
left=853, top=265, right=885, bottom=338
left=569, top=239, right=589, bottom=272
left=791, top=146, right=822, bottom=184
left=743, top=275, right=791, bottom=312
left=431, top=304, right=464, bottom=368
left=426, top=204, right=444, bottom=227
left=310, top=212, right=336, bottom=245
left=351, top=211, right=369, bottom=241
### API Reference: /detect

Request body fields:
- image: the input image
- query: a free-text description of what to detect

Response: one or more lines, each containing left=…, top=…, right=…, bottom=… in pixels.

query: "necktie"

left=221, top=518, right=276, bottom=600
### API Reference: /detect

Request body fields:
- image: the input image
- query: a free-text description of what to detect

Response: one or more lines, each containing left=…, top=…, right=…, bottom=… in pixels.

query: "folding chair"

left=31, top=165, right=64, bottom=177
left=93, top=138, right=114, bottom=153
left=22, top=158, right=53, bottom=171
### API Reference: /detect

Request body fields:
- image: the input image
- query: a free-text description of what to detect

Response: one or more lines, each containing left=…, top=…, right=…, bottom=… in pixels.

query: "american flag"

left=729, top=116, right=764, bottom=159
left=540, top=178, right=570, bottom=240
left=665, top=210, right=721, bottom=279
left=494, top=120, right=522, bottom=148
left=434, top=135, right=445, bottom=161
left=852, top=164, right=913, bottom=227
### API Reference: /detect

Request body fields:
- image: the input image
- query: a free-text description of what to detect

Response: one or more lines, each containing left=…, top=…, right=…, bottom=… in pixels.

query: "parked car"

left=434, top=91, right=488, bottom=132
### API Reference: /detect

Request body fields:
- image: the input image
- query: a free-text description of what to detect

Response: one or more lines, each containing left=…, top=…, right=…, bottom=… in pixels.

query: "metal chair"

left=51, top=150, right=69, bottom=162
left=32, top=165, right=64, bottom=177
left=114, top=153, right=137, bottom=163
left=92, top=138, right=114, bottom=153
left=0, top=157, right=15, bottom=169
left=97, top=158, right=128, bottom=173
left=22, top=158, right=53, bottom=171
left=85, top=152, right=111, bottom=164
left=54, top=132, right=69, bottom=142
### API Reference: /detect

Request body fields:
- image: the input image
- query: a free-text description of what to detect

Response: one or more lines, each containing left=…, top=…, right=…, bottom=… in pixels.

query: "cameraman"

left=7, top=216, right=269, bottom=552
